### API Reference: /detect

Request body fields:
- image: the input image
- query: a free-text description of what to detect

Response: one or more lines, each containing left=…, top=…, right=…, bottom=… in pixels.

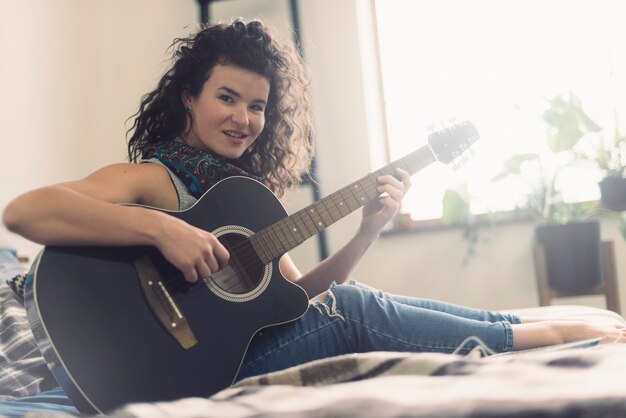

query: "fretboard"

left=249, top=145, right=436, bottom=264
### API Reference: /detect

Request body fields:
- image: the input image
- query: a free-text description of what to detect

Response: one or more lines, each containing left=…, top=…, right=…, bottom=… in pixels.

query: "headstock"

left=428, top=120, right=479, bottom=165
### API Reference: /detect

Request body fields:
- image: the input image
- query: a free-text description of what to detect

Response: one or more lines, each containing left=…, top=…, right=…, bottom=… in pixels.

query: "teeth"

left=225, top=131, right=245, bottom=138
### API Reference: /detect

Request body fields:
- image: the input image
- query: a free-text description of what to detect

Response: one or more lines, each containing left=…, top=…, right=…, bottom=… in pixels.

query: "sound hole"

left=209, top=233, right=264, bottom=294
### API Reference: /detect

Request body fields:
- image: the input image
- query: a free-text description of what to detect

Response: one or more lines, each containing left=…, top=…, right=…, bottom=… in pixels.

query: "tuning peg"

left=452, top=154, right=473, bottom=171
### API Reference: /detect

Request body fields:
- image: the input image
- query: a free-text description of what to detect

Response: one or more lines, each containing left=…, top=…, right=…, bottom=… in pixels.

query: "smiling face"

left=182, top=64, right=270, bottom=159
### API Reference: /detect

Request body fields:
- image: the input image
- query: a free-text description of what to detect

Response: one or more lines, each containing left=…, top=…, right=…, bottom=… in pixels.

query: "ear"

left=181, top=89, right=192, bottom=108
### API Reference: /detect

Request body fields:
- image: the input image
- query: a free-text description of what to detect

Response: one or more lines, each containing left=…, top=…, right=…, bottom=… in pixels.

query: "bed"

left=1, top=249, right=626, bottom=418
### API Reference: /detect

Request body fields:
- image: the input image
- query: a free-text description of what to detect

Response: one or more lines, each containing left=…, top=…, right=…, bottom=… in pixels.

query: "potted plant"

left=545, top=92, right=626, bottom=211
left=490, top=93, right=612, bottom=291
left=492, top=154, right=601, bottom=291
left=440, top=93, right=625, bottom=273
left=575, top=125, right=626, bottom=211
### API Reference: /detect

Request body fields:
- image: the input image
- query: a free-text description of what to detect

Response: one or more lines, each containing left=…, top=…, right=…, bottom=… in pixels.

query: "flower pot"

left=534, top=220, right=602, bottom=291
left=599, top=176, right=626, bottom=211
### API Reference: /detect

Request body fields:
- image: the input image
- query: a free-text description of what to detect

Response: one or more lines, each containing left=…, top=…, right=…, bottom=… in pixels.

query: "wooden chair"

left=533, top=241, right=620, bottom=313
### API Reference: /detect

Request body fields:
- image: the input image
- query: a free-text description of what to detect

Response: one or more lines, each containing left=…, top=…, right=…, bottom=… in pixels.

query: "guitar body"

left=25, top=177, right=310, bottom=414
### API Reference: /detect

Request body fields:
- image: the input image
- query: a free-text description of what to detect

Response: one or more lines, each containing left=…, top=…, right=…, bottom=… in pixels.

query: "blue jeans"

left=4, top=281, right=518, bottom=415
left=236, top=280, right=520, bottom=381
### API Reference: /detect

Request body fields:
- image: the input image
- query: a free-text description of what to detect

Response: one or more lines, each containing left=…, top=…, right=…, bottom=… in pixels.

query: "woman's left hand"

left=359, top=168, right=411, bottom=240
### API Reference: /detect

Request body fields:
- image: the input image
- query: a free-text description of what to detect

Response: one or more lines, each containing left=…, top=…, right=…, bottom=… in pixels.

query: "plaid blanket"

left=0, top=284, right=57, bottom=401
left=0, top=251, right=56, bottom=402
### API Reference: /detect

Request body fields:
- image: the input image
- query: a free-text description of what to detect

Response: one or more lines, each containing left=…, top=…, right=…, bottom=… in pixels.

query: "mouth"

left=223, top=130, right=248, bottom=143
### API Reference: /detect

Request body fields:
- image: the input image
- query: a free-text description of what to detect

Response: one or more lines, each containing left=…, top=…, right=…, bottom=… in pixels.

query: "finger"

left=377, top=184, right=403, bottom=202
left=183, top=265, right=199, bottom=283
left=203, top=254, right=219, bottom=274
left=213, top=243, right=231, bottom=271
left=376, top=196, right=400, bottom=217
left=396, top=168, right=412, bottom=191
left=381, top=195, right=401, bottom=211
left=200, top=259, right=215, bottom=278
left=377, top=174, right=404, bottom=192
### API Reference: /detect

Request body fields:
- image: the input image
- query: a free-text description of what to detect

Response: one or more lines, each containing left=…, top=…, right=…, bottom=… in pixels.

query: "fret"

left=276, top=218, right=297, bottom=249
left=329, top=190, right=351, bottom=217
left=306, top=203, right=326, bottom=232
left=248, top=234, right=270, bottom=265
left=260, top=228, right=278, bottom=260
left=294, top=207, right=319, bottom=237
left=265, top=225, right=287, bottom=257
left=262, top=225, right=282, bottom=259
left=404, top=147, right=435, bottom=175
left=348, top=181, right=369, bottom=206
left=255, top=229, right=273, bottom=257
left=316, top=199, right=337, bottom=225
left=372, top=164, right=393, bottom=179
left=358, top=175, right=379, bottom=202
left=284, top=216, right=305, bottom=246
left=368, top=173, right=381, bottom=198
left=337, top=185, right=361, bottom=212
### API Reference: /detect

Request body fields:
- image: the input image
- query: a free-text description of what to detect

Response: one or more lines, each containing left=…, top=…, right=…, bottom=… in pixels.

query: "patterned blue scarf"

left=141, top=140, right=264, bottom=199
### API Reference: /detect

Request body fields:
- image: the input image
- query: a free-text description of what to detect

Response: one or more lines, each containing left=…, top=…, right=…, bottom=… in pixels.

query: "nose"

left=231, top=105, right=249, bottom=127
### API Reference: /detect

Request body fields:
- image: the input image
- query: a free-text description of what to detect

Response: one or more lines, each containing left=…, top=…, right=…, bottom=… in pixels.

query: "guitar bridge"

left=134, top=255, right=198, bottom=349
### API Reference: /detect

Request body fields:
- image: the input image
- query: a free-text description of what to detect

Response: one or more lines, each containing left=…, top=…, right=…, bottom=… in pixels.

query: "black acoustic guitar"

left=25, top=121, right=478, bottom=414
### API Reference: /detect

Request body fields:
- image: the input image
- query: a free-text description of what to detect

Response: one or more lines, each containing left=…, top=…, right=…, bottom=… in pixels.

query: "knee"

left=310, top=282, right=364, bottom=321
left=328, top=282, right=372, bottom=313
left=330, top=281, right=364, bottom=300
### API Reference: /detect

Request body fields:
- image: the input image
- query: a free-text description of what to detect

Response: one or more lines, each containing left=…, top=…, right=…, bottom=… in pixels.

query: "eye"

left=219, top=95, right=234, bottom=103
left=250, top=104, right=265, bottom=113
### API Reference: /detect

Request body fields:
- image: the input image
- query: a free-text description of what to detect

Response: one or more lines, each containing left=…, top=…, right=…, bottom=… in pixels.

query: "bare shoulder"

left=64, top=162, right=178, bottom=209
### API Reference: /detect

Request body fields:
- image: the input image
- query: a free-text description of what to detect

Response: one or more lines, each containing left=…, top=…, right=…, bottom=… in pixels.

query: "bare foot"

left=511, top=320, right=626, bottom=351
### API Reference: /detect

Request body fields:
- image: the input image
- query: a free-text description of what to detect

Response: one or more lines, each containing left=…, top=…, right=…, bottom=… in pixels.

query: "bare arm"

left=281, top=169, right=411, bottom=298
left=3, top=163, right=229, bottom=282
left=3, top=163, right=172, bottom=246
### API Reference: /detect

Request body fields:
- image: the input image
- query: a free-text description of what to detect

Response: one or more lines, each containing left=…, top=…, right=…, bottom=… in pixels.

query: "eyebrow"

left=218, top=86, right=267, bottom=105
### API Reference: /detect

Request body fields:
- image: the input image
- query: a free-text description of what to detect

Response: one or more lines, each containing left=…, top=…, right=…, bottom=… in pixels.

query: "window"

left=374, top=0, right=626, bottom=221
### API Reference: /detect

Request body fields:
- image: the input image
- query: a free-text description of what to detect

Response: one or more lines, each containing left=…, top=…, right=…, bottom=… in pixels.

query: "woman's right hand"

left=153, top=213, right=230, bottom=283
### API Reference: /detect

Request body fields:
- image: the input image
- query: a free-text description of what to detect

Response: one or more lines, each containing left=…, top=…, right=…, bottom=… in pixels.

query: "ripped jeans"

left=235, top=280, right=520, bottom=381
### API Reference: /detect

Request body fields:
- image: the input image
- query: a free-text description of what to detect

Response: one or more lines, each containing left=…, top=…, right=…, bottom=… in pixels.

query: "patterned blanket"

left=101, top=306, right=626, bottom=418
left=0, top=251, right=57, bottom=402
left=106, top=344, right=626, bottom=418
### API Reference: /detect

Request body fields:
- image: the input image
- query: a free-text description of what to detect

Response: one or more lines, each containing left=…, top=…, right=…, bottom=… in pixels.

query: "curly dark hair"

left=127, top=19, right=313, bottom=197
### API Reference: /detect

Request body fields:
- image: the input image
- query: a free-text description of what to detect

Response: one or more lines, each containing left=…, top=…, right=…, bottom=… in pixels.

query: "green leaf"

left=491, top=153, right=539, bottom=181
left=441, top=189, right=470, bottom=224
left=570, top=92, right=602, bottom=132
left=505, top=153, right=539, bottom=172
left=543, top=93, right=602, bottom=152
left=546, top=111, right=584, bottom=152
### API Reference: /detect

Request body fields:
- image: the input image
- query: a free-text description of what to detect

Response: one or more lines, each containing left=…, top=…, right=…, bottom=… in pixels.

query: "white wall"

left=0, top=0, right=197, bottom=258
left=1, top=0, right=624, bottom=314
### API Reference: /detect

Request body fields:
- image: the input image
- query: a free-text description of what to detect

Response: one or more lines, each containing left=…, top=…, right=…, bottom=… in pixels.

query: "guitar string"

left=200, top=149, right=427, bottom=268
left=160, top=150, right=432, bottom=293
left=157, top=141, right=469, bottom=293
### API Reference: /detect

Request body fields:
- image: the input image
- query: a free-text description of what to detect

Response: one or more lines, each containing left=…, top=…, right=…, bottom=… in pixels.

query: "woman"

left=3, top=19, right=625, bottom=405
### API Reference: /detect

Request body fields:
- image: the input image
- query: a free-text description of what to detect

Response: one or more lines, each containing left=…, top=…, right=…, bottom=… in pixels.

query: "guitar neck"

left=249, top=145, right=436, bottom=264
